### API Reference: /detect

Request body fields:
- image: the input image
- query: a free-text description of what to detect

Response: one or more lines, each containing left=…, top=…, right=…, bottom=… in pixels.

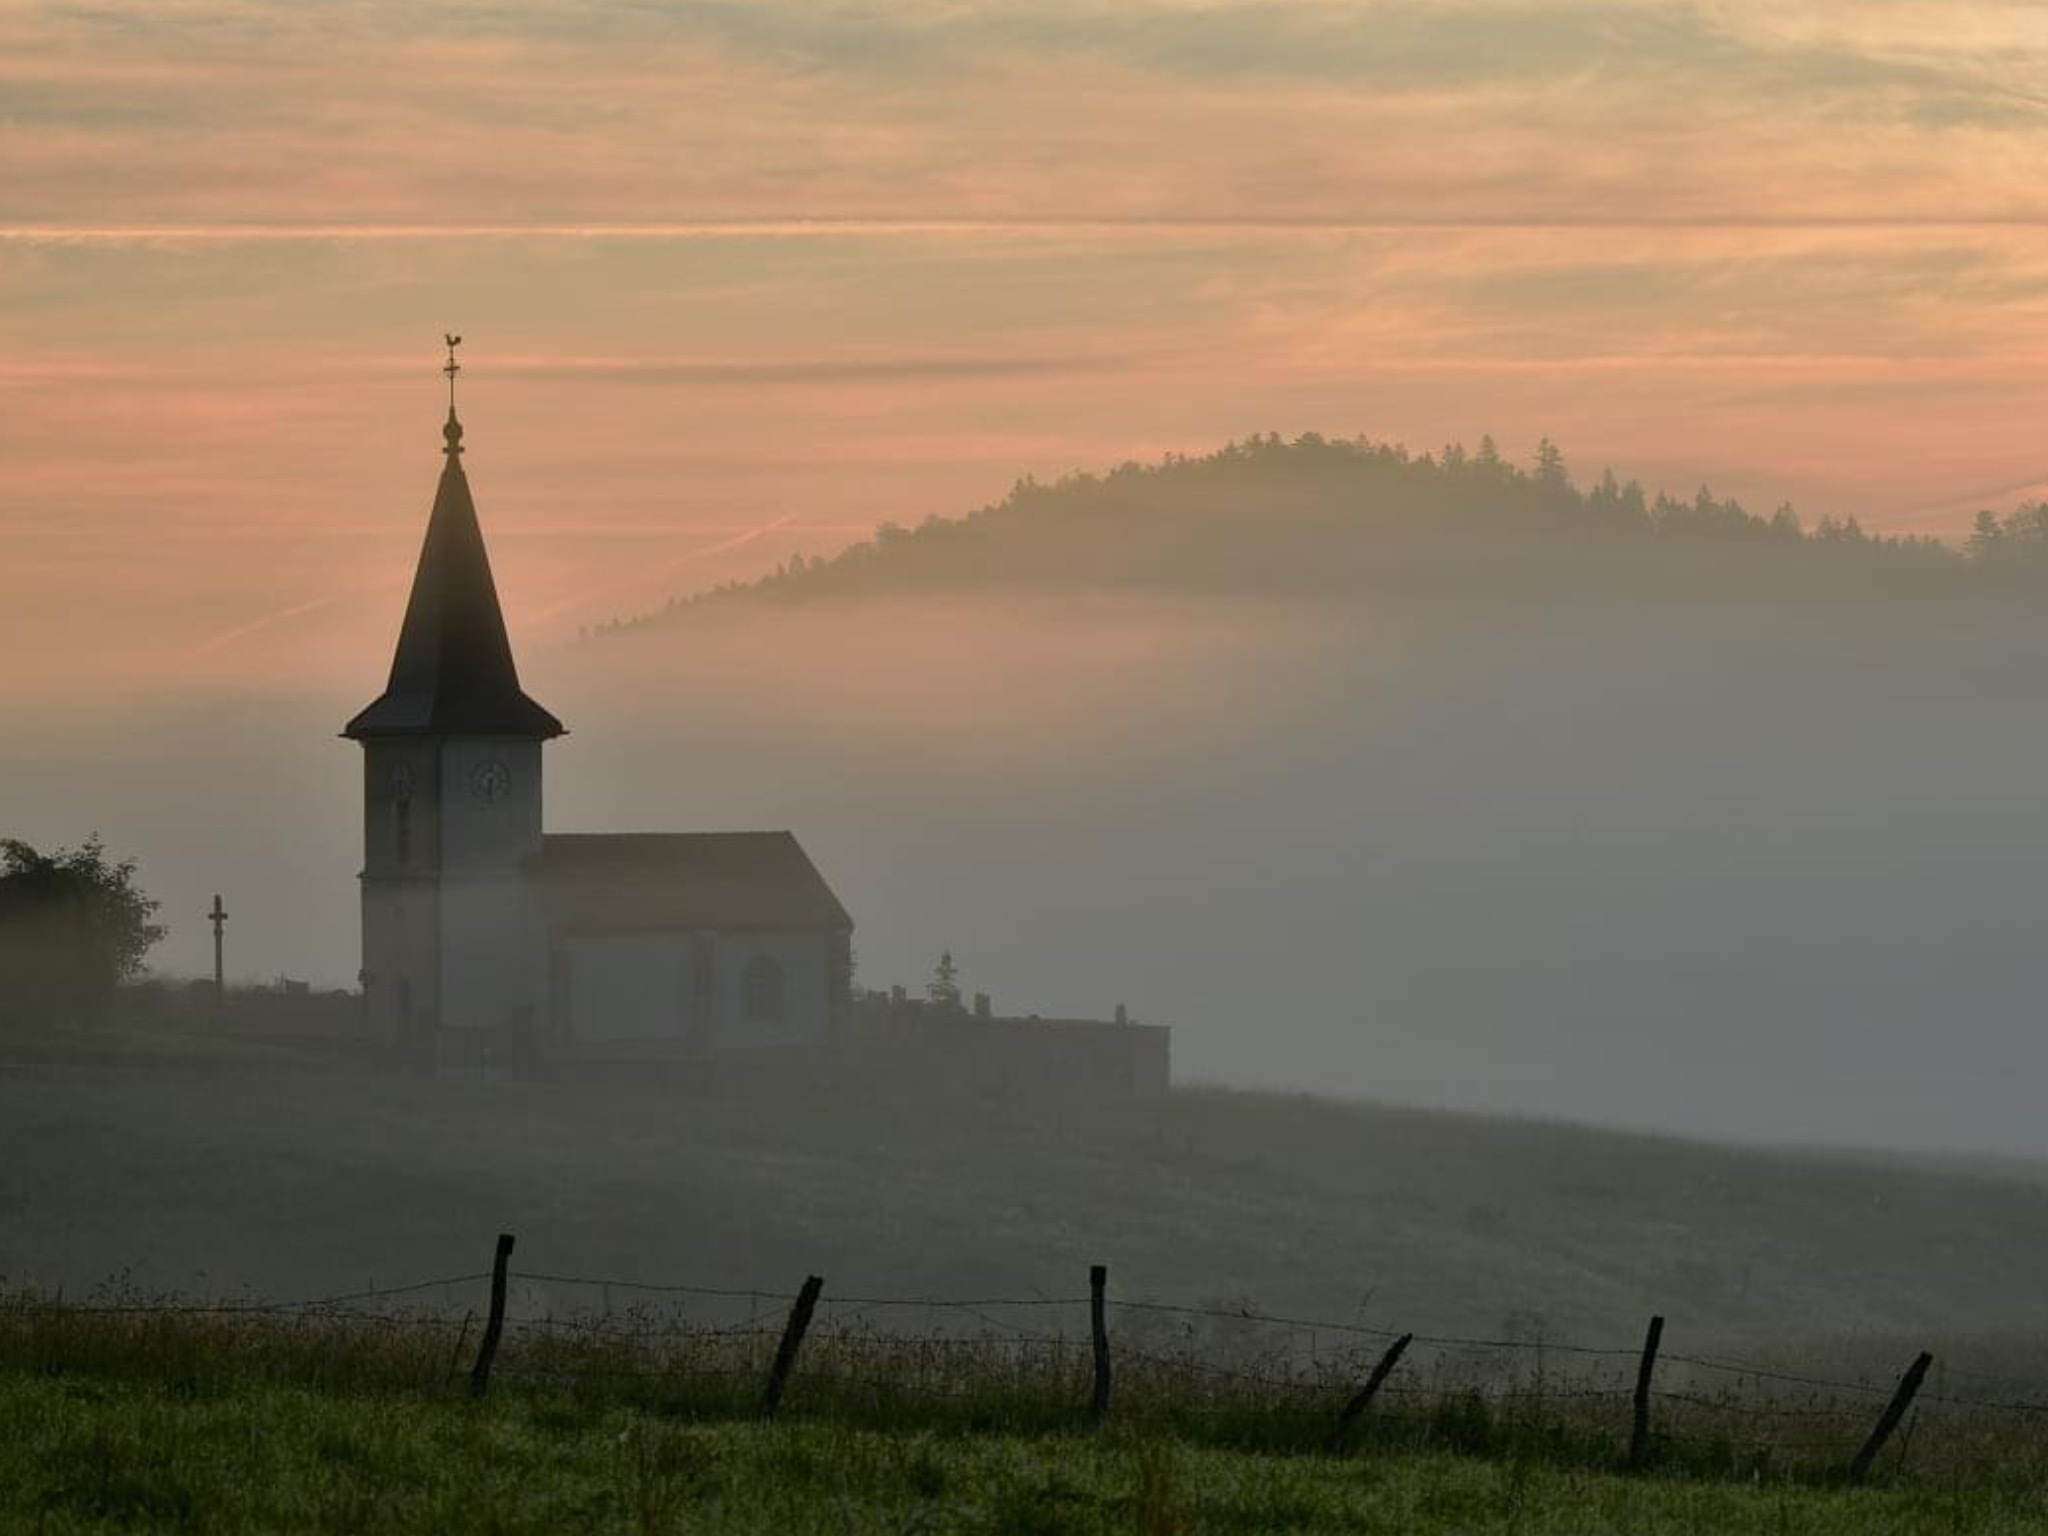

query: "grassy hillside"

left=9, top=1037, right=2048, bottom=1387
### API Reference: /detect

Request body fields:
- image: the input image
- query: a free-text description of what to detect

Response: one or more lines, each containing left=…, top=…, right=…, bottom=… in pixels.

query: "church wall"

left=429, top=738, right=544, bottom=1035
left=357, top=737, right=548, bottom=1041
left=360, top=880, right=439, bottom=1045
left=438, top=880, right=543, bottom=1034
left=708, top=931, right=834, bottom=1051
left=846, top=1003, right=1172, bottom=1101
left=360, top=740, right=443, bottom=878
left=543, top=927, right=837, bottom=1052
left=557, top=934, right=693, bottom=1042
left=437, top=739, right=542, bottom=877
left=359, top=741, right=444, bottom=1047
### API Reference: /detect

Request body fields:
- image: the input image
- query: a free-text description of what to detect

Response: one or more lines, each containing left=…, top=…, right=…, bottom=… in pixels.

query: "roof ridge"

left=533, top=829, right=852, bottom=931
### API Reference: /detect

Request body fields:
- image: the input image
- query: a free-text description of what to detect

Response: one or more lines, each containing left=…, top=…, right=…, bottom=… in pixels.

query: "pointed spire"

left=343, top=345, right=564, bottom=741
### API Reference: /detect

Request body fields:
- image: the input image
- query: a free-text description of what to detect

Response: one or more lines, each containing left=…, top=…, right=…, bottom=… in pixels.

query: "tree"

left=1968, top=509, right=2004, bottom=560
left=926, top=949, right=962, bottom=1011
left=0, top=836, right=165, bottom=1024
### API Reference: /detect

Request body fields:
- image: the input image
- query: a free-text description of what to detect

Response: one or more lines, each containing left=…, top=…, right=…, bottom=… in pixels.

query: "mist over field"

left=13, top=439, right=2048, bottom=1157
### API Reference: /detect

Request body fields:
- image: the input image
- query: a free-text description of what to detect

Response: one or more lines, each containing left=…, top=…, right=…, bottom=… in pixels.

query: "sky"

left=6, top=0, right=2048, bottom=694
left=15, top=3, right=2048, bottom=1155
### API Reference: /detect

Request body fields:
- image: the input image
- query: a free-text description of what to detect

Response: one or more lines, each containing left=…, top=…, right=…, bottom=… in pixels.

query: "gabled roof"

left=344, top=409, right=564, bottom=740
left=533, top=832, right=853, bottom=932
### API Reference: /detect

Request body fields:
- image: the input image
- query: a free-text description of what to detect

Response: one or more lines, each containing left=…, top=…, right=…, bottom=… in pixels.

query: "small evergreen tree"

left=926, top=949, right=962, bottom=1011
left=1968, top=509, right=2003, bottom=560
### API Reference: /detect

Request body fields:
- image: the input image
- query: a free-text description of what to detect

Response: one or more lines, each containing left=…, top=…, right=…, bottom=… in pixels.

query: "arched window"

left=741, top=957, right=785, bottom=1024
left=391, top=763, right=414, bottom=866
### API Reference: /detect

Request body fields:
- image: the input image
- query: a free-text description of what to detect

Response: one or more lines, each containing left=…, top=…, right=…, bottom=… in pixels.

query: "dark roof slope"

left=533, top=832, right=852, bottom=932
left=344, top=410, right=564, bottom=740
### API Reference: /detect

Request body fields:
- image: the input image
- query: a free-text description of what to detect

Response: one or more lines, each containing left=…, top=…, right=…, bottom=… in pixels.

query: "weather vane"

left=443, top=333, right=463, bottom=408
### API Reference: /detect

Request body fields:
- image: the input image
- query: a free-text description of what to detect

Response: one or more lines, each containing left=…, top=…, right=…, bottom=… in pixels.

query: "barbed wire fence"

left=17, top=1232, right=2048, bottom=1488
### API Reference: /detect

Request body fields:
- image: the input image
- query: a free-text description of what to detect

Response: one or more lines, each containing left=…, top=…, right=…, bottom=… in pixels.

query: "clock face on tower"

left=469, top=759, right=512, bottom=802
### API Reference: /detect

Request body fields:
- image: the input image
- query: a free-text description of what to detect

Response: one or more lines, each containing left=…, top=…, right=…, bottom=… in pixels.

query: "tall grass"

left=9, top=1293, right=2048, bottom=1495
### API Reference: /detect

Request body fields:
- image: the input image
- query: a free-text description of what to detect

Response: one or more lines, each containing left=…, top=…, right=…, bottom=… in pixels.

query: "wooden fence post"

left=443, top=1310, right=475, bottom=1389
left=1330, top=1332, right=1413, bottom=1451
left=468, top=1232, right=515, bottom=1399
left=1090, top=1264, right=1112, bottom=1428
left=761, top=1275, right=823, bottom=1420
left=1628, top=1314, right=1665, bottom=1470
left=1848, top=1351, right=1933, bottom=1486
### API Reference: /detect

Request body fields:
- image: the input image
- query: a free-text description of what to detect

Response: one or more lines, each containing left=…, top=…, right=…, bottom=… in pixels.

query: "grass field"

left=16, top=1027, right=2048, bottom=1529
left=23, top=1389, right=2048, bottom=1536
left=11, top=1301, right=2048, bottom=1535
left=11, top=1029, right=2048, bottom=1369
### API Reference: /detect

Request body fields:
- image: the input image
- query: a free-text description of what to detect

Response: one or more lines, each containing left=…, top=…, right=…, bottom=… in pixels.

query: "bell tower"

left=343, top=339, right=565, bottom=1059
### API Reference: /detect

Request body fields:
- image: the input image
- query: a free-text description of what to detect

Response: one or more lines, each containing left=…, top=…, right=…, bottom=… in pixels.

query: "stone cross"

left=207, top=893, right=228, bottom=1009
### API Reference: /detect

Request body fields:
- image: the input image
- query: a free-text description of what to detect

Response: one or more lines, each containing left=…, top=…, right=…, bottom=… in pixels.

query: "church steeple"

left=343, top=343, right=564, bottom=740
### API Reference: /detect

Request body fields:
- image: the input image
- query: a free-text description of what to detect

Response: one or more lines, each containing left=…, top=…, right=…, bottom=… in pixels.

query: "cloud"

left=25, top=0, right=2039, bottom=109
left=6, top=0, right=2048, bottom=232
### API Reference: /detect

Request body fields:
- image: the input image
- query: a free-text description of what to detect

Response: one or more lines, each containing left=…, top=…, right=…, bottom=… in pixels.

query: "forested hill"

left=590, top=434, right=2048, bottom=635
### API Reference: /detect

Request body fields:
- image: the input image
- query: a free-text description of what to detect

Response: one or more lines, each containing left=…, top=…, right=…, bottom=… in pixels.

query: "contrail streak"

left=1886, top=472, right=2048, bottom=520
left=190, top=595, right=346, bottom=657
left=189, top=574, right=414, bottom=657
left=533, top=513, right=800, bottom=620
left=178, top=515, right=813, bottom=657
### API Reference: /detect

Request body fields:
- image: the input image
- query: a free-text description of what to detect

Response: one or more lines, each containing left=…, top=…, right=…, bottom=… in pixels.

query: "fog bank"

left=10, top=581, right=2048, bottom=1155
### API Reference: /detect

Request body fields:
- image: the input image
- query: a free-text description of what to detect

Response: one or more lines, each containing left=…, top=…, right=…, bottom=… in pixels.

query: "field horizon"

left=11, top=1023, right=2048, bottom=1398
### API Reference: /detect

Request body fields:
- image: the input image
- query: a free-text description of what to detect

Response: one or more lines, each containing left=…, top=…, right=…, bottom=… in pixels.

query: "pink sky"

left=6, top=0, right=2048, bottom=694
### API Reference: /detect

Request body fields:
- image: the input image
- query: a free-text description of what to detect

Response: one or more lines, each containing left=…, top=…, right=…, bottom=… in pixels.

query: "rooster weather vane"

left=441, top=334, right=464, bottom=455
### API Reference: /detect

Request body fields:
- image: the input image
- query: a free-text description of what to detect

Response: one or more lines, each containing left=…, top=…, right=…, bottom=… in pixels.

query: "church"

left=343, top=362, right=853, bottom=1068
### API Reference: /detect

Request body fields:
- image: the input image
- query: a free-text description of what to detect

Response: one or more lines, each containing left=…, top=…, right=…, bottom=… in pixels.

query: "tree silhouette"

left=926, top=949, right=963, bottom=1012
left=0, top=836, right=165, bottom=1024
left=1969, top=509, right=2003, bottom=557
